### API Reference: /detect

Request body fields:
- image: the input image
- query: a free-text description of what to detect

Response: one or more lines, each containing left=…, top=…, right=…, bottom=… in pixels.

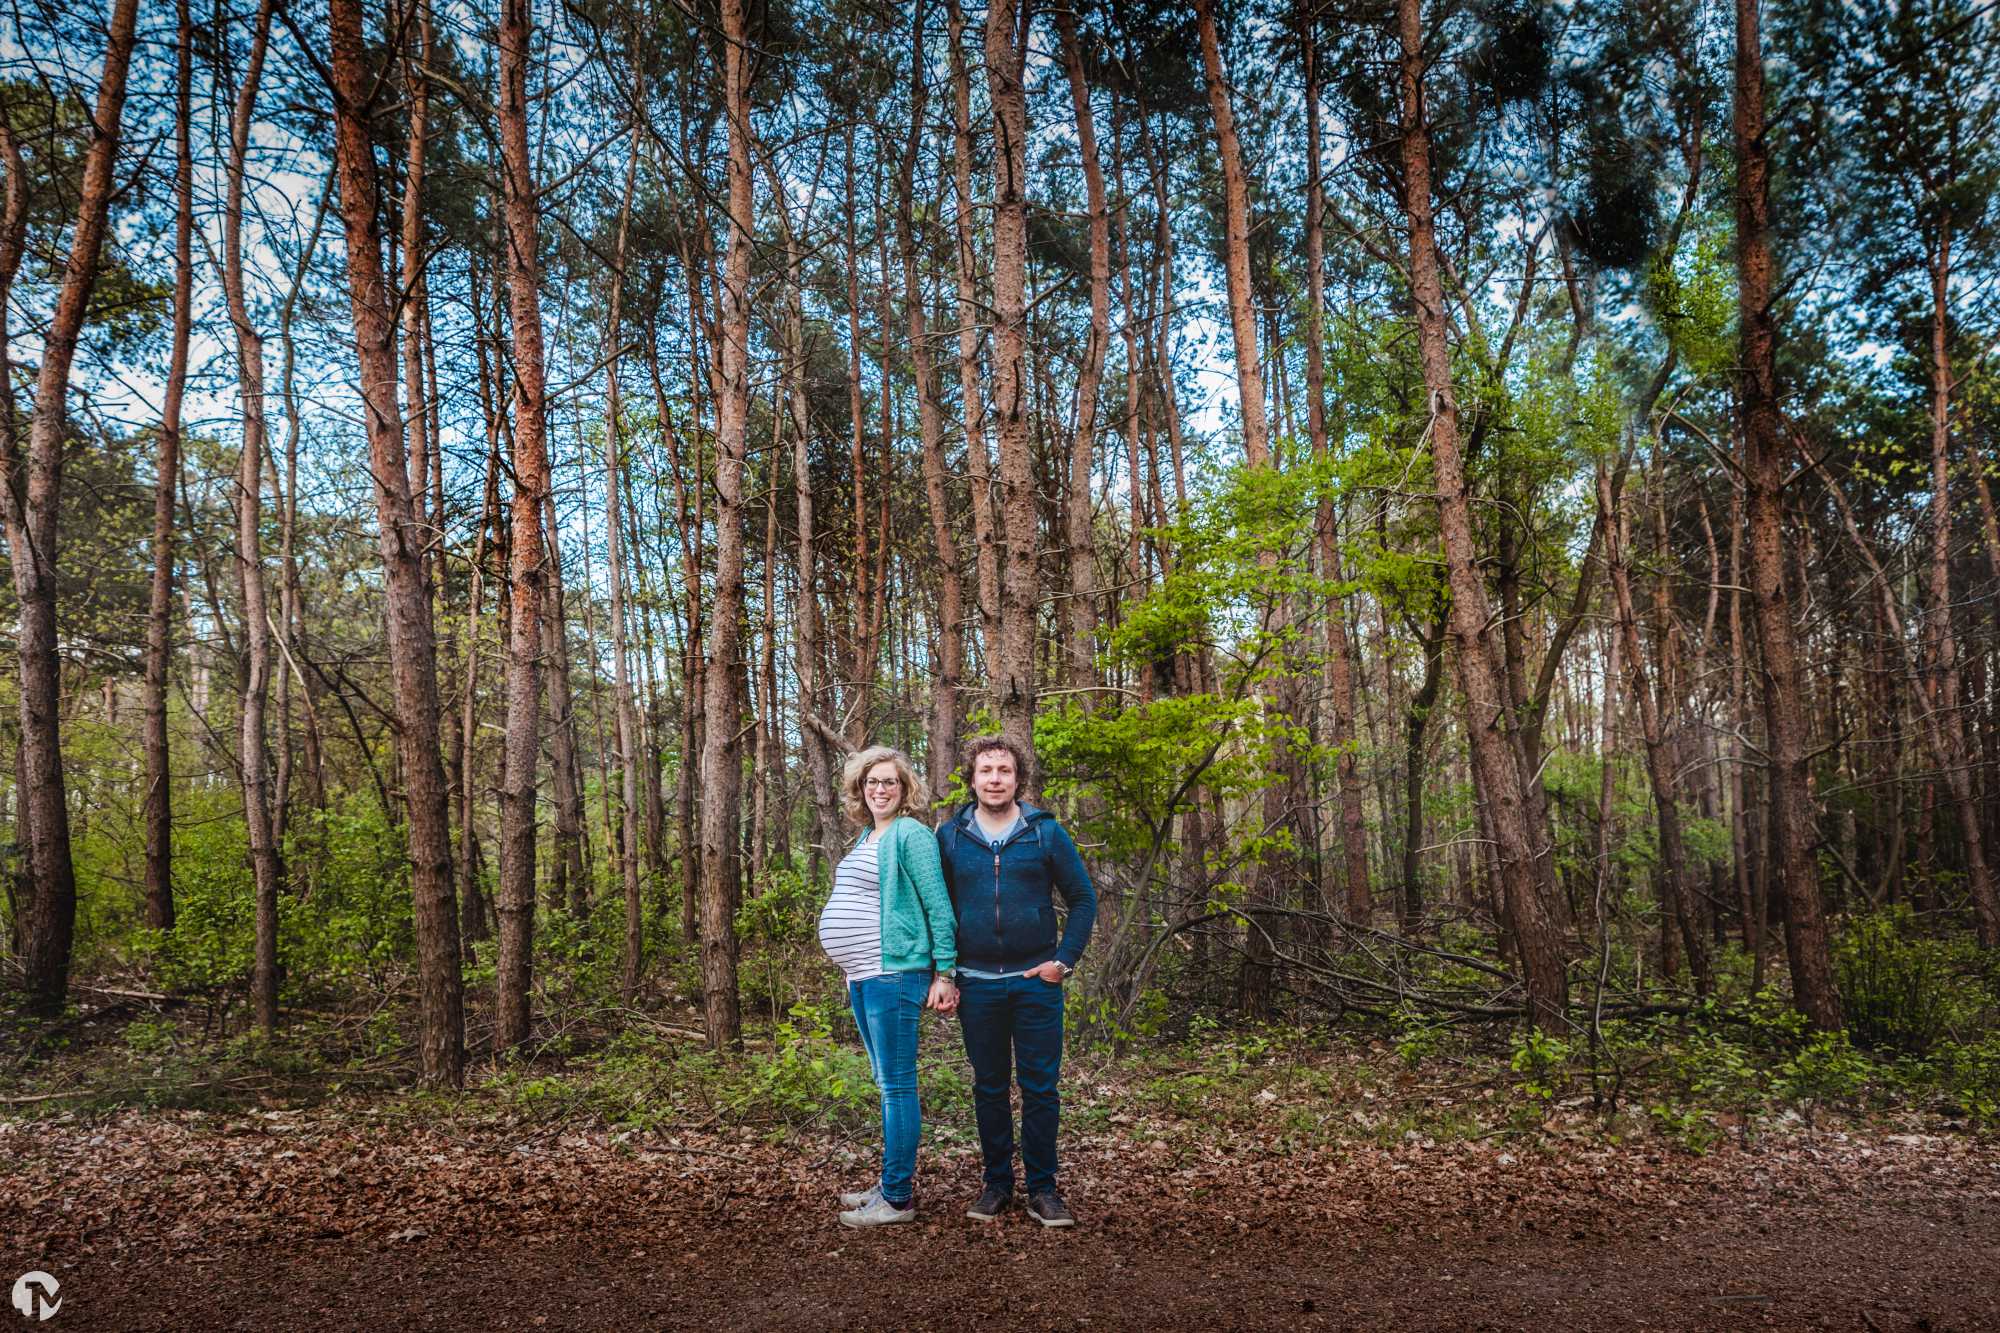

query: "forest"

left=3, top=0, right=2000, bottom=1322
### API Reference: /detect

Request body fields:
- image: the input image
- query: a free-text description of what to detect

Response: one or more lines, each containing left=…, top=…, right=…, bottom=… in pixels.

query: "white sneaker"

left=838, top=1184, right=882, bottom=1209
left=839, top=1195, right=916, bottom=1228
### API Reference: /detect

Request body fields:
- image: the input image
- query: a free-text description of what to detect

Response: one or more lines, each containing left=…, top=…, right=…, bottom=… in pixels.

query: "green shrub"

left=726, top=1000, right=873, bottom=1127
left=1935, top=1036, right=2000, bottom=1126
left=1509, top=1028, right=1571, bottom=1104
left=1774, top=1031, right=1869, bottom=1121
left=1835, top=908, right=1970, bottom=1055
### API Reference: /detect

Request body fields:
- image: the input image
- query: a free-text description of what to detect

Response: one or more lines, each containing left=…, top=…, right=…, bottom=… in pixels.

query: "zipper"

left=992, top=842, right=1003, bottom=944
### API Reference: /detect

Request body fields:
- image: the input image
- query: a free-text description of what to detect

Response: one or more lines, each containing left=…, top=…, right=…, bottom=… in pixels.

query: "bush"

left=1935, top=1036, right=2000, bottom=1126
left=1835, top=908, right=1971, bottom=1055
left=1774, top=1031, right=1869, bottom=1121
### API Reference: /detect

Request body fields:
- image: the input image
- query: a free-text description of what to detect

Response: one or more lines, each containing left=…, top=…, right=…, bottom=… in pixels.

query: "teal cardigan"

left=852, top=815, right=958, bottom=974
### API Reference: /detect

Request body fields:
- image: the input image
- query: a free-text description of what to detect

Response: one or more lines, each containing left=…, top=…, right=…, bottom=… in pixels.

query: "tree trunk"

left=327, top=0, right=463, bottom=1083
left=1397, top=0, right=1565, bottom=1028
left=1598, top=458, right=1711, bottom=994
left=1402, top=621, right=1445, bottom=931
left=1057, top=6, right=1109, bottom=694
left=948, top=0, right=1000, bottom=681
left=495, top=0, right=554, bottom=1051
left=1197, top=0, right=1290, bottom=1016
left=223, top=0, right=285, bottom=1033
left=540, top=494, right=587, bottom=917
left=700, top=0, right=757, bottom=1050
left=986, top=0, right=1039, bottom=771
left=606, top=121, right=645, bottom=1002
left=1923, top=216, right=2000, bottom=947
left=0, top=0, right=139, bottom=1016
left=1734, top=0, right=1840, bottom=1028
left=895, top=2, right=966, bottom=802
left=144, top=0, right=195, bottom=933
left=1301, top=10, right=1370, bottom=922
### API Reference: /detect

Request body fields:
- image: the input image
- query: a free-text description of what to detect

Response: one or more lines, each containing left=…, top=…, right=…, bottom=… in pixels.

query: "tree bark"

left=1598, top=457, right=1711, bottom=993
left=1397, top=0, right=1566, bottom=1028
left=985, top=0, right=1039, bottom=770
left=222, top=0, right=285, bottom=1033
left=1057, top=6, right=1109, bottom=694
left=947, top=0, right=1000, bottom=683
left=540, top=489, right=587, bottom=917
left=1923, top=215, right=2000, bottom=947
left=0, top=0, right=139, bottom=1016
left=1301, top=8, right=1370, bottom=922
left=327, top=0, right=464, bottom=1083
left=144, top=0, right=195, bottom=933
left=606, top=120, right=645, bottom=1001
left=1734, top=0, right=1840, bottom=1028
left=700, top=0, right=757, bottom=1049
left=495, top=0, right=554, bottom=1050
left=895, top=1, right=966, bottom=802
left=1199, top=0, right=1300, bottom=1016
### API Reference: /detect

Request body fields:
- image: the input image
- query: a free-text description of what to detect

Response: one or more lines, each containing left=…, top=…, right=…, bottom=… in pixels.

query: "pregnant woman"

left=818, top=744, right=959, bottom=1227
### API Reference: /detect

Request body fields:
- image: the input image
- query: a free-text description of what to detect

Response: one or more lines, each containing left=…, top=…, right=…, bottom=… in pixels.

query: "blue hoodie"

left=937, top=801, right=1097, bottom=974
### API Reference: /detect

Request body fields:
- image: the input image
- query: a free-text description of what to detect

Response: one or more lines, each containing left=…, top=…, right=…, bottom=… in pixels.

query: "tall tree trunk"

left=700, top=0, right=757, bottom=1050
left=774, top=207, right=841, bottom=865
left=642, top=324, right=704, bottom=943
left=1199, top=0, right=1297, bottom=1016
left=0, top=0, right=138, bottom=1016
left=1599, top=458, right=1711, bottom=994
left=400, top=0, right=433, bottom=593
left=1301, top=9, right=1370, bottom=922
left=948, top=0, right=1000, bottom=676
left=895, top=1, right=965, bottom=802
left=222, top=0, right=285, bottom=1033
left=1057, top=6, right=1109, bottom=694
left=986, top=0, right=1039, bottom=770
left=541, top=489, right=587, bottom=916
left=606, top=121, right=645, bottom=1001
left=1397, top=0, right=1566, bottom=1028
left=144, top=0, right=195, bottom=933
left=496, top=0, right=553, bottom=1050
left=1734, top=0, right=1840, bottom=1028
left=1924, top=216, right=2000, bottom=947
left=327, top=0, right=464, bottom=1083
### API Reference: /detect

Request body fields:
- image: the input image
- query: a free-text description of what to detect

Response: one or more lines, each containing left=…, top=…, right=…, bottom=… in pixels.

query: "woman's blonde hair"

left=841, top=744, right=925, bottom=826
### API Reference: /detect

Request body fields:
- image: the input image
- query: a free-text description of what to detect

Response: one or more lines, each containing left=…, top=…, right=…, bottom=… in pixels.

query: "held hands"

left=927, top=974, right=960, bottom=1015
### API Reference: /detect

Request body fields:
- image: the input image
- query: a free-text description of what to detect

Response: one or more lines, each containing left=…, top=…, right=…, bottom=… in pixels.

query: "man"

left=936, top=736, right=1096, bottom=1228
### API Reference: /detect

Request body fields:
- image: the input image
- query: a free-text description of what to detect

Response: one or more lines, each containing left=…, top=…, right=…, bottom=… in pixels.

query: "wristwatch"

left=1054, top=961, right=1073, bottom=979
left=937, top=969, right=956, bottom=983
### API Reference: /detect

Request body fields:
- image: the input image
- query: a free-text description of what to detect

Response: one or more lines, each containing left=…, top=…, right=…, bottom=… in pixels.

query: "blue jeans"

left=848, top=969, right=930, bottom=1206
left=956, top=972, right=1065, bottom=1195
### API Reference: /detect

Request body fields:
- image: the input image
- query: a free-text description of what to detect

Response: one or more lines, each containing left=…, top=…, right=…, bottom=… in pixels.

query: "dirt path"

left=5, top=1117, right=1998, bottom=1330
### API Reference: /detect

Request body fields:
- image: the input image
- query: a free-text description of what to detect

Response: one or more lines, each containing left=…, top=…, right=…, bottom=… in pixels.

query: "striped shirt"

left=818, top=833, right=885, bottom=982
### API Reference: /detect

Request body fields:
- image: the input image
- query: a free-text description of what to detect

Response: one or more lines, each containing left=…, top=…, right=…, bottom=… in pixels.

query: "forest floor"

left=5, top=987, right=2000, bottom=1329
left=6, top=1085, right=2000, bottom=1329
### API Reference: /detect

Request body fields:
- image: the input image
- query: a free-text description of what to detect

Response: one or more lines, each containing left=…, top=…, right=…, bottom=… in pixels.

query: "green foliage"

left=1509, top=1029, right=1571, bottom=1105
left=1643, top=224, right=1737, bottom=378
left=141, top=795, right=256, bottom=993
left=729, top=1000, right=872, bottom=1127
left=1933, top=1037, right=2000, bottom=1127
left=737, top=864, right=819, bottom=947
left=1038, top=461, right=1338, bottom=905
left=137, top=791, right=415, bottom=1000
left=1390, top=1002, right=1447, bottom=1069
left=1834, top=907, right=1975, bottom=1055
left=1773, top=1032, right=1870, bottom=1121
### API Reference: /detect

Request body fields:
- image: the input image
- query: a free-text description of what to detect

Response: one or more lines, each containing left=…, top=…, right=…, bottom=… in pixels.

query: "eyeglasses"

left=864, top=777, right=901, bottom=789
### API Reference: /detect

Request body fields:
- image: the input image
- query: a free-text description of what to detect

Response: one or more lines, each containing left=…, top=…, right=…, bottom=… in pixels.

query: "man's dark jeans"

left=957, top=972, right=1065, bottom=1195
